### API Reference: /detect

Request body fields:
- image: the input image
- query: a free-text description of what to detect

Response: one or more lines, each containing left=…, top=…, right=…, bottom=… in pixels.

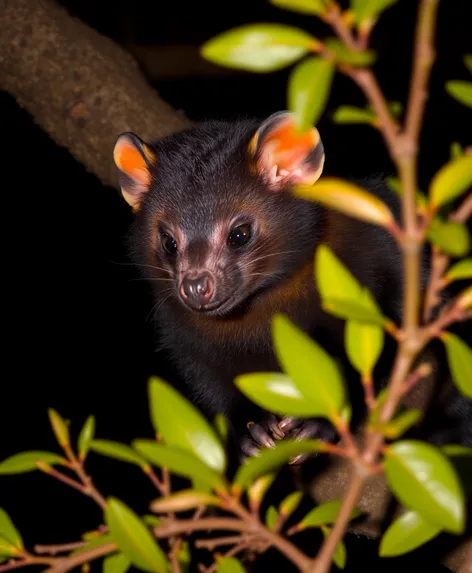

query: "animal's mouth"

left=185, top=294, right=238, bottom=317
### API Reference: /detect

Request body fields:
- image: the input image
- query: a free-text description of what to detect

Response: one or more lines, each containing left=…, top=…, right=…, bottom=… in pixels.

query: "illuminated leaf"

left=379, top=510, right=441, bottom=557
left=427, top=218, right=470, bottom=258
left=321, top=525, right=346, bottom=569
left=345, top=320, right=384, bottom=375
left=248, top=474, right=276, bottom=508
left=149, top=490, right=221, bottom=513
left=450, top=142, right=463, bottom=159
left=465, top=55, right=472, bottom=74
left=270, top=0, right=328, bottom=16
left=295, top=178, right=395, bottom=228
left=105, top=498, right=169, bottom=573
left=351, top=0, right=399, bottom=25
left=200, top=24, right=318, bottom=73
left=429, top=154, right=472, bottom=209
left=297, top=499, right=361, bottom=530
left=446, top=81, right=472, bottom=108
left=216, top=557, right=246, bottom=573
left=90, top=440, right=147, bottom=468
left=279, top=491, right=303, bottom=518
left=325, top=38, right=376, bottom=66
left=133, top=441, right=226, bottom=492
left=272, top=314, right=346, bottom=421
left=0, top=451, right=65, bottom=475
left=444, top=259, right=472, bottom=283
left=288, top=56, right=335, bottom=131
left=265, top=506, right=279, bottom=530
left=384, top=440, right=465, bottom=533
left=103, top=553, right=131, bottom=573
left=442, top=332, right=472, bottom=398
left=371, top=409, right=421, bottom=439
left=332, top=106, right=375, bottom=124
left=48, top=409, right=70, bottom=448
left=149, top=377, right=226, bottom=473
left=0, top=509, right=23, bottom=549
left=78, top=415, right=95, bottom=461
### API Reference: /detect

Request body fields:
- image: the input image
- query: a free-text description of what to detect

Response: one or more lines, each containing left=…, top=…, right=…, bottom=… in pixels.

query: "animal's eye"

left=160, top=232, right=178, bottom=256
left=227, top=224, right=252, bottom=249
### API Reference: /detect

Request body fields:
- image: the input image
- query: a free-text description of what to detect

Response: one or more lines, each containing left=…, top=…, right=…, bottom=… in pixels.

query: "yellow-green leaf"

left=295, top=178, right=395, bottom=228
left=0, top=538, right=20, bottom=558
left=272, top=314, right=346, bottom=421
left=288, top=56, right=335, bottom=131
left=429, top=153, right=472, bottom=210
left=216, top=557, right=246, bottom=573
left=427, top=218, right=470, bottom=258
left=70, top=534, right=115, bottom=556
left=149, top=490, right=220, bottom=513
left=233, top=439, right=325, bottom=490
left=90, top=440, right=147, bottom=468
left=457, top=286, right=472, bottom=310
left=450, top=142, right=463, bottom=159
left=265, top=506, right=279, bottom=530
left=236, top=372, right=328, bottom=417
left=465, top=55, right=472, bottom=74
left=0, top=451, right=66, bottom=475
left=445, top=259, right=472, bottom=283
left=78, top=415, right=95, bottom=461
left=351, top=0, right=399, bottom=25
left=332, top=106, right=376, bottom=124
left=279, top=491, right=303, bottom=518
left=345, top=320, right=384, bottom=375
left=298, top=499, right=361, bottom=530
left=320, top=525, right=347, bottom=569
left=325, top=38, right=376, bottom=66
left=442, top=332, right=472, bottom=398
left=0, top=510, right=23, bottom=549
left=270, top=0, right=328, bottom=16
left=200, top=24, right=318, bottom=73
left=446, top=81, right=472, bottom=108
left=371, top=409, right=421, bottom=440
left=248, top=474, right=276, bottom=508
left=149, top=377, right=226, bottom=473
left=385, top=177, right=427, bottom=209
left=48, top=409, right=70, bottom=448
left=441, top=445, right=472, bottom=498
left=105, top=498, right=169, bottom=573
left=103, top=553, right=131, bottom=573
left=384, top=440, right=465, bottom=534
left=213, top=414, right=229, bottom=444
left=379, top=510, right=441, bottom=557
left=133, top=441, right=226, bottom=492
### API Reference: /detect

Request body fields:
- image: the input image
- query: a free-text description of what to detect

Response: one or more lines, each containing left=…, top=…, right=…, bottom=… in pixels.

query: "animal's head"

left=113, top=112, right=325, bottom=316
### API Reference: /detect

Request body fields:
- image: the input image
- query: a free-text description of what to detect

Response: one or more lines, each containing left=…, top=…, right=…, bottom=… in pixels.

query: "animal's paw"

left=239, top=414, right=337, bottom=465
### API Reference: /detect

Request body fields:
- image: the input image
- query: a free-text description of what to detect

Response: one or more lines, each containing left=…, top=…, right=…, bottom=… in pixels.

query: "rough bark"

left=0, top=0, right=191, bottom=189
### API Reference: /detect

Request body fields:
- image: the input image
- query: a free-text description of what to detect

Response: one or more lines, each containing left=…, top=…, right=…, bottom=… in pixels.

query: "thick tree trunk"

left=0, top=0, right=191, bottom=189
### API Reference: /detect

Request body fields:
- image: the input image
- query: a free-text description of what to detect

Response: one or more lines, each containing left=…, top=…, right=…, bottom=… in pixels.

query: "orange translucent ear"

left=248, top=112, right=325, bottom=191
left=113, top=133, right=155, bottom=210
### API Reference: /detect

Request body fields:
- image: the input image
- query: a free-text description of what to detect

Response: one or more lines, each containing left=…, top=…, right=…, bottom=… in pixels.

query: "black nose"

left=180, top=272, right=214, bottom=308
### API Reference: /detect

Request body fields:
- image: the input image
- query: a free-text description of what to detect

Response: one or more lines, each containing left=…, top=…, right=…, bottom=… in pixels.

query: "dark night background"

left=1, top=0, right=471, bottom=571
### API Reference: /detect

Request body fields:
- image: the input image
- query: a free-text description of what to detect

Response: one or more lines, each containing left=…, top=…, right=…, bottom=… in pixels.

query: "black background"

left=1, top=0, right=471, bottom=569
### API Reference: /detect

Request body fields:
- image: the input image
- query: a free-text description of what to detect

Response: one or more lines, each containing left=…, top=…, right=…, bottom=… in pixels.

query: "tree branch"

left=0, top=0, right=191, bottom=190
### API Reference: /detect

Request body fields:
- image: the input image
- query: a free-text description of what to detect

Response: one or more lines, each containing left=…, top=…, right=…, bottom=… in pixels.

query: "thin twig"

left=195, top=536, right=246, bottom=551
left=34, top=542, right=88, bottom=555
left=63, top=445, right=107, bottom=510
left=423, top=247, right=449, bottom=322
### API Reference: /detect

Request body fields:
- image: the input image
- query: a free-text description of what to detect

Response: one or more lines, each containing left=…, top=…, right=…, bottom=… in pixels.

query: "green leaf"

left=200, top=24, right=318, bottom=73
left=332, top=106, right=376, bottom=125
left=216, top=556, right=246, bottom=573
left=265, top=506, right=279, bottom=530
left=465, top=55, right=472, bottom=74
left=325, top=38, right=376, bottom=66
left=90, top=440, right=148, bottom=468
left=321, top=525, right=347, bottom=569
left=142, top=515, right=162, bottom=527
left=298, top=499, right=361, bottom=530
left=351, top=0, right=399, bottom=25
left=379, top=510, right=441, bottom=557
left=445, top=258, right=472, bottom=283
left=442, top=446, right=472, bottom=498
left=371, top=409, right=421, bottom=440
left=457, top=285, right=472, bottom=310
left=48, top=409, right=70, bottom=448
left=0, top=538, right=20, bottom=558
left=103, top=553, right=131, bottom=573
left=248, top=474, right=276, bottom=508
left=213, top=414, right=229, bottom=444
left=384, top=440, right=465, bottom=534
left=0, top=451, right=65, bottom=475
left=288, top=56, right=335, bottom=131
left=442, top=332, right=472, bottom=398
left=0, top=510, right=23, bottom=549
left=315, top=245, right=384, bottom=323
left=427, top=218, right=470, bottom=258
left=176, top=541, right=191, bottom=573
left=272, top=314, right=346, bottom=421
left=148, top=378, right=226, bottom=473
left=78, top=415, right=95, bottom=461
left=133, top=441, right=226, bottom=492
left=236, top=372, right=328, bottom=417
left=105, top=498, right=169, bottom=573
left=279, top=491, right=303, bottom=518
left=70, top=534, right=115, bottom=557
left=233, top=439, right=325, bottom=490
left=270, top=0, right=328, bottom=16
left=429, top=153, right=472, bottom=210
left=385, top=177, right=427, bottom=209
left=295, top=178, right=396, bottom=229
left=450, top=142, right=463, bottom=159
left=345, top=320, right=384, bottom=375
left=149, top=490, right=221, bottom=513
left=446, top=81, right=472, bottom=108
